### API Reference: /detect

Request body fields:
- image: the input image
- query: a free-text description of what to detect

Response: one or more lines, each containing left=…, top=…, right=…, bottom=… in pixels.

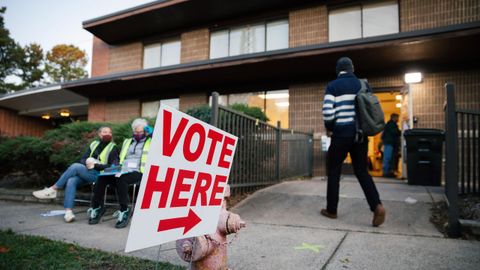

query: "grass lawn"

left=0, top=229, right=185, bottom=270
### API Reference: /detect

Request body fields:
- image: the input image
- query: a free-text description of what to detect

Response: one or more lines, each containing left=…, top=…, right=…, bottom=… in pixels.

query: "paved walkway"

left=1, top=176, right=480, bottom=269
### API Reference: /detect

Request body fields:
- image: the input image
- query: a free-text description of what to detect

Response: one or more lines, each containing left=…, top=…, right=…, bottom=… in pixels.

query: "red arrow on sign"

left=157, top=209, right=202, bottom=234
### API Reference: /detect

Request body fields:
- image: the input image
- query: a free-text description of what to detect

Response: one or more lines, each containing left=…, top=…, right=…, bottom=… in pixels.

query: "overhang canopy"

left=84, top=0, right=321, bottom=44
left=0, top=85, right=88, bottom=118
left=65, top=22, right=480, bottom=100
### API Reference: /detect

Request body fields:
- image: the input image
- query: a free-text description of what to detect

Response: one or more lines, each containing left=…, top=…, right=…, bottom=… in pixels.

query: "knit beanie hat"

left=336, top=57, right=354, bottom=74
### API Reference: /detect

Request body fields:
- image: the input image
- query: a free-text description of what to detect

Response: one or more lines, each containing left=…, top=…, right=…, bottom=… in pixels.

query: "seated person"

left=88, top=118, right=152, bottom=229
left=33, top=126, right=119, bottom=223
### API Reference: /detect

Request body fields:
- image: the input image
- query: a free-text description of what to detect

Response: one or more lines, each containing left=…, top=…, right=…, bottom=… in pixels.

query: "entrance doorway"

left=368, top=91, right=403, bottom=177
left=340, top=89, right=405, bottom=178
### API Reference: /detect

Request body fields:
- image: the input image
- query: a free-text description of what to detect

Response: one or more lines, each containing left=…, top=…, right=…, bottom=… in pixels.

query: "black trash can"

left=404, top=128, right=445, bottom=186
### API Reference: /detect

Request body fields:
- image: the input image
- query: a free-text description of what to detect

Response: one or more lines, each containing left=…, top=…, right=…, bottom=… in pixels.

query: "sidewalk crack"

left=321, top=232, right=348, bottom=270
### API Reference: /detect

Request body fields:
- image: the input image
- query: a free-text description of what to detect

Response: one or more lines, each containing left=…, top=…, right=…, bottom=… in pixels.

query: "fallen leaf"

left=0, top=246, right=10, bottom=253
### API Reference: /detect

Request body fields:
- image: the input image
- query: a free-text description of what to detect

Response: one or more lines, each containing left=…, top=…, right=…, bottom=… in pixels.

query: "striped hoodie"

left=323, top=72, right=366, bottom=137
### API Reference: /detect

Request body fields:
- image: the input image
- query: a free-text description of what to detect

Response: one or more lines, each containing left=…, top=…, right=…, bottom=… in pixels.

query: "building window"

left=141, top=98, right=179, bottom=118
left=210, top=89, right=289, bottom=128
left=209, top=19, right=289, bottom=59
left=143, top=39, right=181, bottom=69
left=328, top=1, right=399, bottom=42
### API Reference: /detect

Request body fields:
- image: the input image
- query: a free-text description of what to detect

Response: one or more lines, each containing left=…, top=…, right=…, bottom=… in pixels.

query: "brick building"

left=2, top=0, right=480, bottom=176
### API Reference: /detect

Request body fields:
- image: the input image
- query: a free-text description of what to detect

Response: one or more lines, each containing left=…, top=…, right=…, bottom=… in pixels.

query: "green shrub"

left=229, top=103, right=269, bottom=122
left=0, top=136, right=51, bottom=177
left=185, top=103, right=269, bottom=123
left=0, top=118, right=157, bottom=188
left=185, top=105, right=211, bottom=123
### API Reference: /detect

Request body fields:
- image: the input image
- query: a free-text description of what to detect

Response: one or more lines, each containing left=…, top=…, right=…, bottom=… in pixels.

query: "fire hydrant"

left=176, top=185, right=246, bottom=270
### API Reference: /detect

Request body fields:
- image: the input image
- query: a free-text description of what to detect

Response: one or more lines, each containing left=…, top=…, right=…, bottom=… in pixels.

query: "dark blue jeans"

left=326, top=137, right=381, bottom=214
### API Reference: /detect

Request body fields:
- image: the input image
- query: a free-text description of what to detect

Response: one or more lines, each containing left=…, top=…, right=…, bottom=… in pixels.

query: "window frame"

left=327, top=0, right=400, bottom=42
left=209, top=18, right=289, bottom=59
left=142, top=37, right=181, bottom=69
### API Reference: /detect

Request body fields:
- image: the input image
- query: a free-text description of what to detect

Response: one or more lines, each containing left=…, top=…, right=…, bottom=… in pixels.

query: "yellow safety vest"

left=119, top=137, right=151, bottom=173
left=89, top=141, right=116, bottom=165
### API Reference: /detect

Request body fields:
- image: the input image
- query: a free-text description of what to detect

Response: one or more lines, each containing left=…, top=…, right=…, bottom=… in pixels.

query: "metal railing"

left=456, top=109, right=480, bottom=195
left=444, top=82, right=480, bottom=237
left=210, top=92, right=313, bottom=194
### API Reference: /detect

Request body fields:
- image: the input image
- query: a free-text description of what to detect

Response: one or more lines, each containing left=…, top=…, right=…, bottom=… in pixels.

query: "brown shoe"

left=372, top=204, right=386, bottom=227
left=320, top=209, right=337, bottom=219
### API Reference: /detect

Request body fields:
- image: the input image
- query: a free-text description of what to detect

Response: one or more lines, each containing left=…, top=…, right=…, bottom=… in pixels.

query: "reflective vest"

left=119, top=137, right=151, bottom=173
left=89, top=141, right=116, bottom=165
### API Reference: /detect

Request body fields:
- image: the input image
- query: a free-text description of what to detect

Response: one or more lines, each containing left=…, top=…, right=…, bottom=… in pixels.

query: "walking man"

left=320, top=57, right=386, bottom=227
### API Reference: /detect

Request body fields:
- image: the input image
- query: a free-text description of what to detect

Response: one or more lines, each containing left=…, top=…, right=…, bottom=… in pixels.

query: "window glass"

left=160, top=98, right=179, bottom=110
left=210, top=30, right=229, bottom=59
left=210, top=19, right=289, bottom=59
left=362, top=1, right=399, bottom=37
left=266, top=20, right=289, bottom=51
left=262, top=90, right=289, bottom=128
left=141, top=101, right=160, bottom=118
left=143, top=44, right=161, bottom=69
left=142, top=98, right=179, bottom=118
left=328, top=6, right=362, bottom=42
left=249, top=24, right=266, bottom=53
left=229, top=26, right=245, bottom=56
left=161, top=40, right=181, bottom=66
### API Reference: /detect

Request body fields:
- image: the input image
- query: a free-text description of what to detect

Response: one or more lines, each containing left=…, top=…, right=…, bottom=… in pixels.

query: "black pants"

left=326, top=137, right=381, bottom=214
left=92, top=171, right=142, bottom=211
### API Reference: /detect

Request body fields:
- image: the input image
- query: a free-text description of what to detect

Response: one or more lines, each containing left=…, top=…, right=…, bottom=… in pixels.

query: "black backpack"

left=355, top=79, right=385, bottom=137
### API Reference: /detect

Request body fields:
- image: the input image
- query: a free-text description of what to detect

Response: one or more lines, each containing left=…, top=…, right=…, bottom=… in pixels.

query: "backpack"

left=355, top=79, right=385, bottom=136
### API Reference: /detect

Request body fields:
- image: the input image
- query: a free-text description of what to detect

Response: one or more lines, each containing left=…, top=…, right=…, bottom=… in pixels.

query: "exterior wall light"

left=404, top=72, right=422, bottom=84
left=60, top=110, right=70, bottom=117
left=41, top=114, right=50, bottom=120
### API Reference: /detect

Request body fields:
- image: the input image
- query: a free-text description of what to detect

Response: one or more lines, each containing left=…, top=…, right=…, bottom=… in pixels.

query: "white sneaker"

left=32, top=187, right=57, bottom=199
left=64, top=210, right=75, bottom=223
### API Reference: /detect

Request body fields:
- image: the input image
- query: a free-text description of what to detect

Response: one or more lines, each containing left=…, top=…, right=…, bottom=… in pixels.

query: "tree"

left=17, top=43, right=44, bottom=89
left=45, top=44, right=88, bottom=83
left=0, top=7, right=23, bottom=94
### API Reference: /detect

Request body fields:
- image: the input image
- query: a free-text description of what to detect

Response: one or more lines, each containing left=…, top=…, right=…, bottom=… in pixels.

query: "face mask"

left=133, top=133, right=145, bottom=141
left=101, top=134, right=112, bottom=143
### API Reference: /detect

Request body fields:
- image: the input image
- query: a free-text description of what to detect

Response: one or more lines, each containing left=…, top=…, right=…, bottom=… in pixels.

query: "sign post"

left=125, top=105, right=238, bottom=252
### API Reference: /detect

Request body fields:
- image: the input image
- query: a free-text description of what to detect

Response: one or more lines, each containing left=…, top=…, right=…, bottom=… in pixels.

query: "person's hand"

left=86, top=157, right=96, bottom=170
left=327, top=131, right=333, bottom=137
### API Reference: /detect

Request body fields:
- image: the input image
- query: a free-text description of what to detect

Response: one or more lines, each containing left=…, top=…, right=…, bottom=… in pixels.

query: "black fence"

left=457, top=109, right=480, bottom=195
left=444, top=82, right=480, bottom=237
left=210, top=92, right=313, bottom=194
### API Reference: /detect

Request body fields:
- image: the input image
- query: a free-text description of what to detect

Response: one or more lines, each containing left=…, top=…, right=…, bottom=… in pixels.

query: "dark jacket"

left=323, top=72, right=372, bottom=137
left=79, top=141, right=120, bottom=171
left=382, top=120, right=401, bottom=147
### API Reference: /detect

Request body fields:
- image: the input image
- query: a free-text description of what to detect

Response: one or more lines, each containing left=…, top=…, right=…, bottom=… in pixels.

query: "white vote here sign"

left=125, top=105, right=238, bottom=252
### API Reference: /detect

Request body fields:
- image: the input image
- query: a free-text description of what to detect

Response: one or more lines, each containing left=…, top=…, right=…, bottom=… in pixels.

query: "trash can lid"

left=404, top=128, right=445, bottom=136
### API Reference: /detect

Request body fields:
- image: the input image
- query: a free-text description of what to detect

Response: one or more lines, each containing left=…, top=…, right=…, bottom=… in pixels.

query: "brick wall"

left=105, top=99, right=141, bottom=123
left=400, top=0, right=480, bottom=32
left=181, top=28, right=210, bottom=63
left=289, top=82, right=327, bottom=176
left=179, top=93, right=208, bottom=112
left=0, top=108, right=52, bottom=137
left=108, top=42, right=143, bottom=74
left=412, top=70, right=480, bottom=130
left=91, top=37, right=110, bottom=77
left=88, top=97, right=106, bottom=122
left=289, top=5, right=328, bottom=47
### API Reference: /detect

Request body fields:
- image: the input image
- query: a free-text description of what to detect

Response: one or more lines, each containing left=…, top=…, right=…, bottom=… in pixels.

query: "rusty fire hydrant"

left=176, top=185, right=246, bottom=270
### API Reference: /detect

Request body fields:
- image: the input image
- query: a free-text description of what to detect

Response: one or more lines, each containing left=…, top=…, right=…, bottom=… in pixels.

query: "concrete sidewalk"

left=1, top=176, right=480, bottom=269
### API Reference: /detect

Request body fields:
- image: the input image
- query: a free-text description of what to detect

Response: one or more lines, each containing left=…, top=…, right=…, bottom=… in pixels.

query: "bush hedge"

left=0, top=119, right=154, bottom=187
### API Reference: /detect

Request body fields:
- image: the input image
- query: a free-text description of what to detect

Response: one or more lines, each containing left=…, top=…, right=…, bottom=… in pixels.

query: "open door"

left=368, top=91, right=403, bottom=178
